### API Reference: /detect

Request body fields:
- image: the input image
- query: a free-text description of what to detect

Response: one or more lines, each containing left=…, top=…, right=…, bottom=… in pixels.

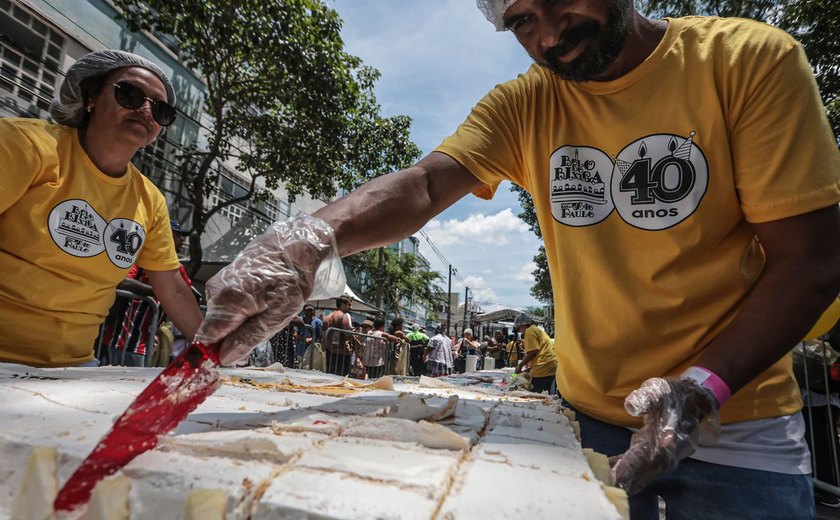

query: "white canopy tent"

left=306, top=284, right=382, bottom=315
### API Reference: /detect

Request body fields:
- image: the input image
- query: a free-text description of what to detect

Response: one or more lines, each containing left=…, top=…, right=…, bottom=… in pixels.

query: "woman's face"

left=87, top=67, right=168, bottom=149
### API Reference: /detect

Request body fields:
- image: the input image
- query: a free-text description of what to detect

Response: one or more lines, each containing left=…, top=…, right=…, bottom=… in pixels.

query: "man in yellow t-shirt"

left=513, top=313, right=557, bottom=394
left=0, top=50, right=203, bottom=367
left=193, top=1, right=840, bottom=517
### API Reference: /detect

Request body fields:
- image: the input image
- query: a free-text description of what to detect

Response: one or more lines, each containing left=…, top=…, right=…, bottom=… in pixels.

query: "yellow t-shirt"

left=436, top=17, right=840, bottom=426
left=506, top=340, right=519, bottom=364
left=0, top=118, right=180, bottom=367
left=524, top=325, right=558, bottom=378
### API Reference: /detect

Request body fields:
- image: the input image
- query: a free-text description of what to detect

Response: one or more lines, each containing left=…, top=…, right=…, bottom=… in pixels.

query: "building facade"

left=0, top=0, right=326, bottom=278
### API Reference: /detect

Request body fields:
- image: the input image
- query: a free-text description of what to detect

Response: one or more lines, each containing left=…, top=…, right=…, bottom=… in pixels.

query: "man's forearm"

left=697, top=206, right=840, bottom=393
left=697, top=256, right=839, bottom=393
left=314, top=153, right=482, bottom=257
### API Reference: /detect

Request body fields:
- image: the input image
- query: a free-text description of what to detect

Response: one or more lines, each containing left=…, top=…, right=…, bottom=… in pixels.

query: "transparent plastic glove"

left=610, top=377, right=720, bottom=496
left=195, top=215, right=345, bottom=365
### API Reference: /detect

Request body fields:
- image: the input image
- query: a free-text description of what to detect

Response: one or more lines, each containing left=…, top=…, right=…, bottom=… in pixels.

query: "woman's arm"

left=147, top=269, right=203, bottom=342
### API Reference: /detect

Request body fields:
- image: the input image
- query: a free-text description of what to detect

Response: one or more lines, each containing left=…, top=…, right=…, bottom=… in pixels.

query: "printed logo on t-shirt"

left=549, top=132, right=708, bottom=230
left=104, top=218, right=147, bottom=269
left=611, top=132, right=708, bottom=230
left=48, top=199, right=145, bottom=268
left=549, top=146, right=615, bottom=226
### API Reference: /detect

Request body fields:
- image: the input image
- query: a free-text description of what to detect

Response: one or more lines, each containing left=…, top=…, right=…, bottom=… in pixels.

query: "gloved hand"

left=610, top=376, right=720, bottom=496
left=195, top=215, right=345, bottom=365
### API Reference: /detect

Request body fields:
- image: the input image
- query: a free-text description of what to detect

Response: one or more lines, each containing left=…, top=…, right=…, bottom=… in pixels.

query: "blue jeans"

left=564, top=403, right=815, bottom=520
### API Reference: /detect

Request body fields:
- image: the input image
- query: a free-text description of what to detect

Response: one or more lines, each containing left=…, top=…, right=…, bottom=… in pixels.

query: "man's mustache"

left=545, top=20, right=601, bottom=60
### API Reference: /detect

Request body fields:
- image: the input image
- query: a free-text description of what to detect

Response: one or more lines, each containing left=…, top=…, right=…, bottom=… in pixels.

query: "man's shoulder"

left=674, top=16, right=798, bottom=59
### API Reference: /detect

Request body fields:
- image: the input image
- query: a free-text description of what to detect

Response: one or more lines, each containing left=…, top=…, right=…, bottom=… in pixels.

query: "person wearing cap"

left=195, top=1, right=840, bottom=516
left=406, top=323, right=430, bottom=377
left=512, top=313, right=557, bottom=394
left=0, top=50, right=202, bottom=368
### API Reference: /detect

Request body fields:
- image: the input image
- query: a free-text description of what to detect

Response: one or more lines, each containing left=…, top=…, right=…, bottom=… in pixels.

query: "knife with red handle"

left=54, top=341, right=222, bottom=513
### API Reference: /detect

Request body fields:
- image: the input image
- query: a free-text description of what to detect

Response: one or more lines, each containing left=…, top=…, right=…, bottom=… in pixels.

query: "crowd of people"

left=281, top=298, right=561, bottom=393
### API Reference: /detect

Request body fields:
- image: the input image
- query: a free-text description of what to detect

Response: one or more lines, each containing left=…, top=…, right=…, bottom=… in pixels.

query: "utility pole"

left=374, top=246, right=385, bottom=310
left=446, top=265, right=453, bottom=336
left=463, top=286, right=469, bottom=332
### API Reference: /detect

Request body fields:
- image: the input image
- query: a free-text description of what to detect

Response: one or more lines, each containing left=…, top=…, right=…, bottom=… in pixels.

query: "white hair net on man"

left=50, top=49, right=176, bottom=127
left=476, top=0, right=522, bottom=31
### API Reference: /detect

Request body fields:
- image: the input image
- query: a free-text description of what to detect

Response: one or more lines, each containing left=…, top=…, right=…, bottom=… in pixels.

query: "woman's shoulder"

left=126, top=162, right=167, bottom=203
left=0, top=117, right=68, bottom=151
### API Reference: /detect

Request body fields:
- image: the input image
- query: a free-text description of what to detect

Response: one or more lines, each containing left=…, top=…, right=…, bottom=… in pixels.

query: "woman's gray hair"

left=50, top=49, right=176, bottom=127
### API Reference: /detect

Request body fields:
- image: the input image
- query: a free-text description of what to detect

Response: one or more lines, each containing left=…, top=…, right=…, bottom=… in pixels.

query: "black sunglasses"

left=112, top=81, right=176, bottom=127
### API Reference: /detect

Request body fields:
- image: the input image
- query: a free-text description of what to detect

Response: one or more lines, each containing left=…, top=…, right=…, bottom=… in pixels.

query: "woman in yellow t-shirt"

left=0, top=50, right=202, bottom=368
left=513, top=313, right=558, bottom=394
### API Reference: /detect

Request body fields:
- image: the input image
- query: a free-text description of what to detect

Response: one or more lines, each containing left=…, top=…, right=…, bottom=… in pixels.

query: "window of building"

left=207, top=169, right=250, bottom=225
left=0, top=0, right=65, bottom=117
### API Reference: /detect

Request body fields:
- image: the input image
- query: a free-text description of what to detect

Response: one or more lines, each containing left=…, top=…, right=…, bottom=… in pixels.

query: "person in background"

left=196, top=1, right=840, bottom=516
left=506, top=334, right=523, bottom=367
left=453, top=328, right=480, bottom=373
left=0, top=50, right=202, bottom=368
left=359, top=319, right=387, bottom=379
left=295, top=304, right=323, bottom=367
left=321, top=295, right=354, bottom=376
left=513, top=313, right=558, bottom=395
left=369, top=317, right=402, bottom=377
left=389, top=317, right=407, bottom=341
left=406, top=323, right=430, bottom=377
left=487, top=330, right=505, bottom=368
left=427, top=325, right=453, bottom=377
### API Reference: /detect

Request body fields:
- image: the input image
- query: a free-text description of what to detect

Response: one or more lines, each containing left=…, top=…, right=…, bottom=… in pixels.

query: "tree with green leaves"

left=510, top=184, right=553, bottom=305
left=346, top=248, right=444, bottom=319
left=114, top=0, right=421, bottom=275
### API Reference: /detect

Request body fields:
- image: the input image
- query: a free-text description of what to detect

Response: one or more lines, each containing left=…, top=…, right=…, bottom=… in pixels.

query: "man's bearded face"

left=509, top=0, right=633, bottom=82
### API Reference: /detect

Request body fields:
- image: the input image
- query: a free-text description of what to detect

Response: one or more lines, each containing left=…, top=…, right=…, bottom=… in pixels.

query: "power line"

left=416, top=228, right=468, bottom=287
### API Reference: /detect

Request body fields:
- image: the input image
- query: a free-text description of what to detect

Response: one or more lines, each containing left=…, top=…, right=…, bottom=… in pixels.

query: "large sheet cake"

left=0, top=363, right=627, bottom=519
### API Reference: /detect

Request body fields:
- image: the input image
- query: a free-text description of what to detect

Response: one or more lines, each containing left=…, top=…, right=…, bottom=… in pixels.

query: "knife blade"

left=53, top=341, right=222, bottom=513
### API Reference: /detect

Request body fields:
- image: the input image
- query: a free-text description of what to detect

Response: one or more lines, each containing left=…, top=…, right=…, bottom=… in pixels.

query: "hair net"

left=513, top=313, right=534, bottom=328
left=476, top=0, right=522, bottom=31
left=50, top=49, right=176, bottom=127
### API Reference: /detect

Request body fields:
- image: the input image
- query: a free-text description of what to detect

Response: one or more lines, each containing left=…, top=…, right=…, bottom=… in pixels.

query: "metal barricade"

left=320, top=328, right=403, bottom=378
left=797, top=339, right=840, bottom=499
left=95, top=289, right=161, bottom=367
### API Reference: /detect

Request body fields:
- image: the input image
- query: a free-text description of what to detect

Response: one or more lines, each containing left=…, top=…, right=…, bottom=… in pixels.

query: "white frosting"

left=440, top=459, right=623, bottom=519
left=296, top=438, right=459, bottom=493
left=254, top=468, right=438, bottom=520
left=0, top=364, right=624, bottom=519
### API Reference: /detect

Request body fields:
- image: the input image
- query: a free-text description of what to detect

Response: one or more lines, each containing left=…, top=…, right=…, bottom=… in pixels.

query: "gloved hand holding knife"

left=196, top=214, right=346, bottom=365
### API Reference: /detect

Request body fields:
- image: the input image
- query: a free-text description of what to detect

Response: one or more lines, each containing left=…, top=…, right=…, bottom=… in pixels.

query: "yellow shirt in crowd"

left=524, top=325, right=558, bottom=378
left=0, top=118, right=180, bottom=367
left=436, top=17, right=840, bottom=426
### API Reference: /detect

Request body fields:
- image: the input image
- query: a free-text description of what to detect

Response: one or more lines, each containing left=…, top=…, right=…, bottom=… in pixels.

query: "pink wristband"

left=681, top=366, right=731, bottom=406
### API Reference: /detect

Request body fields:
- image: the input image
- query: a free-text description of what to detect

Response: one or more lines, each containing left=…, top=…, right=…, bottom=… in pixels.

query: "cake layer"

left=0, top=363, right=626, bottom=519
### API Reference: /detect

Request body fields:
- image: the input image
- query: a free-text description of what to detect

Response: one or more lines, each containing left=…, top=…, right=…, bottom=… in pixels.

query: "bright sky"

left=330, top=0, right=543, bottom=312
